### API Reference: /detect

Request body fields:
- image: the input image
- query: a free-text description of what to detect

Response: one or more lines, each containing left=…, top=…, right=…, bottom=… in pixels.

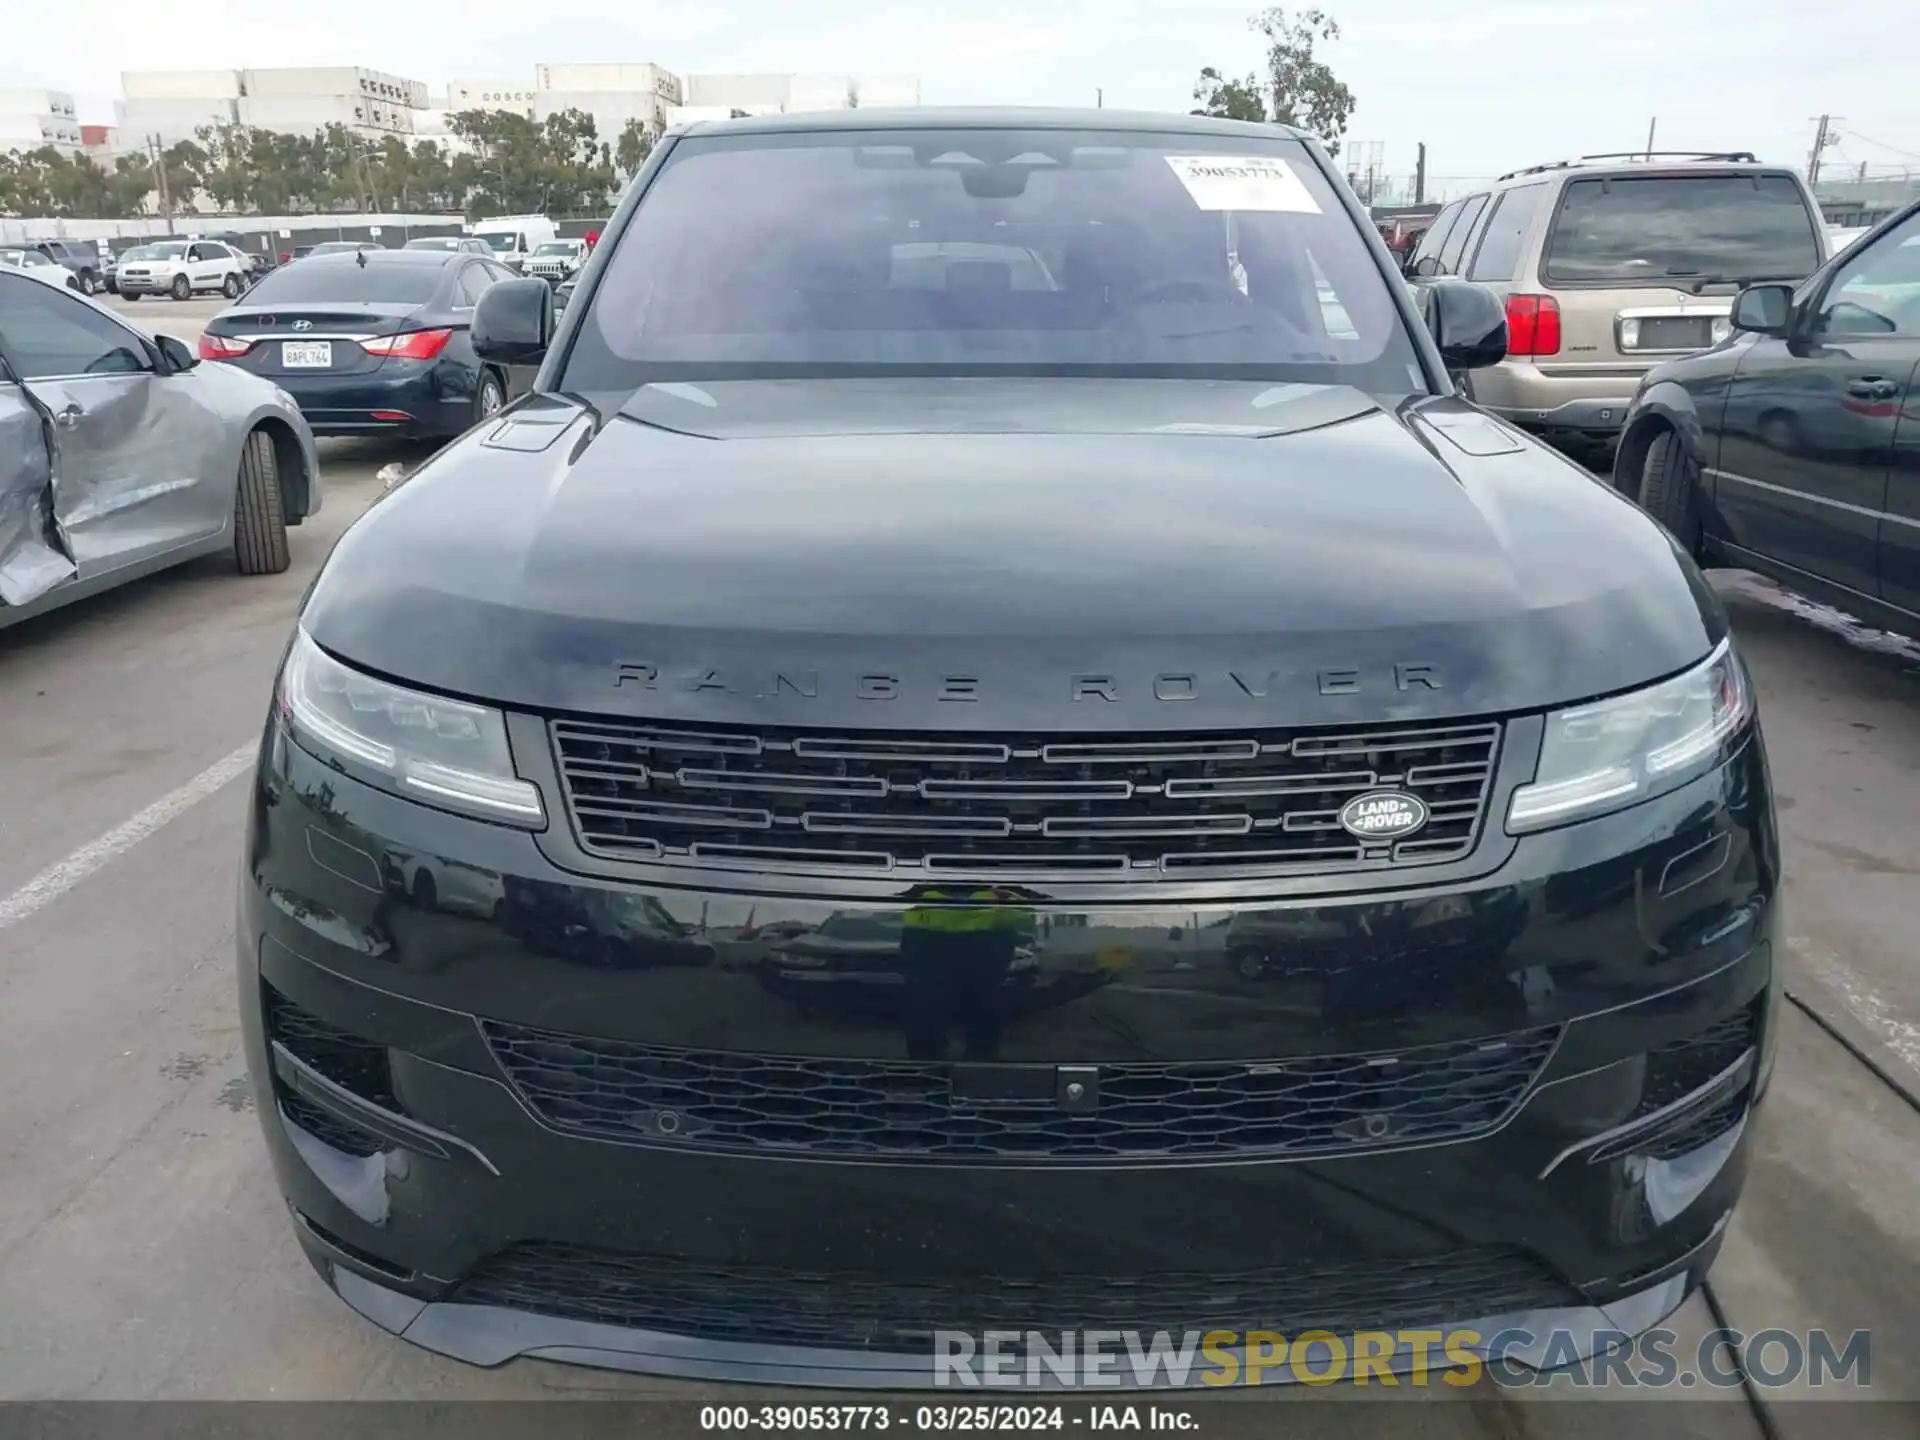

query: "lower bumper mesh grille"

left=481, top=1019, right=1561, bottom=1163
left=452, top=1242, right=1580, bottom=1352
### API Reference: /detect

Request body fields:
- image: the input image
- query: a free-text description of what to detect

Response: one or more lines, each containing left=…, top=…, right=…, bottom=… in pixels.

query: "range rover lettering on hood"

left=611, top=662, right=1444, bottom=702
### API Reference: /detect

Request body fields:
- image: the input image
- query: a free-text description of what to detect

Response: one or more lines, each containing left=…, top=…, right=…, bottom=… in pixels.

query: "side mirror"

left=1407, top=254, right=1442, bottom=281
left=1730, top=283, right=1794, bottom=338
left=155, top=334, right=198, bottom=373
left=473, top=277, right=553, bottom=364
left=1418, top=279, right=1508, bottom=371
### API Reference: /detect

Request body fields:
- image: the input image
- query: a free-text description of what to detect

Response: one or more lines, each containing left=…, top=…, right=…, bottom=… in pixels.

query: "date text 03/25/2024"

left=698, top=1406, right=1195, bottom=1432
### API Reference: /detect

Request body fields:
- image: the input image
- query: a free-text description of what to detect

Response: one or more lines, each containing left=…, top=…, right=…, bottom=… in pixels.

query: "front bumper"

left=238, top=718, right=1781, bottom=1387
left=115, top=273, right=182, bottom=295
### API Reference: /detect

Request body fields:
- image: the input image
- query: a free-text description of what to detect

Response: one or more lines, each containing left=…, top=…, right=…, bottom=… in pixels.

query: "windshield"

left=1543, top=174, right=1822, bottom=285
left=241, top=262, right=443, bottom=305
left=534, top=241, right=576, bottom=256
left=409, top=237, right=458, bottom=249
left=479, top=232, right=519, bottom=252
left=143, top=243, right=189, bottom=260
left=563, top=128, right=1420, bottom=389
left=120, top=246, right=161, bottom=261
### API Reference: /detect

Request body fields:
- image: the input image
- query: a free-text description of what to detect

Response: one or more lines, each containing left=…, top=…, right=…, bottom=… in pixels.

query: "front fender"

left=233, top=394, right=323, bottom=522
left=1614, top=376, right=1706, bottom=495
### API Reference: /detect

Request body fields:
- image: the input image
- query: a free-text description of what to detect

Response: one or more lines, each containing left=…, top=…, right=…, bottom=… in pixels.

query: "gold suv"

left=1404, top=152, right=1829, bottom=452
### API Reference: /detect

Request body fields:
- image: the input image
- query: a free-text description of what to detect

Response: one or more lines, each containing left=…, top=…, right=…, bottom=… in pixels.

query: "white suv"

left=524, top=238, right=588, bottom=284
left=116, top=240, right=252, bottom=301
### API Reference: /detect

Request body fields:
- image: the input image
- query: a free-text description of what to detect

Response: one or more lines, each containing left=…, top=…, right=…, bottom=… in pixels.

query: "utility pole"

left=148, top=134, right=175, bottom=235
left=1807, top=114, right=1841, bottom=186
left=1096, top=88, right=1103, bottom=109
left=1414, top=143, right=1427, bottom=205
left=1645, top=117, right=1657, bottom=159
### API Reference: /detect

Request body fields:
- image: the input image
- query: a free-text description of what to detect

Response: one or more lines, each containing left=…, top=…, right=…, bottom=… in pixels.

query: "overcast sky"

left=6, top=0, right=1916, bottom=193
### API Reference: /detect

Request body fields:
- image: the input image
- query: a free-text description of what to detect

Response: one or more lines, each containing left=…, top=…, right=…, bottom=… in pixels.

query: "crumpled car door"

left=0, top=361, right=76, bottom=607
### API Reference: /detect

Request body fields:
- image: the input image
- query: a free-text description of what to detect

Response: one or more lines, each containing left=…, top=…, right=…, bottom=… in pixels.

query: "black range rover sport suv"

left=239, top=108, right=1780, bottom=1388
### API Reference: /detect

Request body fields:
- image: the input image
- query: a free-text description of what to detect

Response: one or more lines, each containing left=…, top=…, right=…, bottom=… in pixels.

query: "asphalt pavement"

left=0, top=297, right=1912, bottom=1433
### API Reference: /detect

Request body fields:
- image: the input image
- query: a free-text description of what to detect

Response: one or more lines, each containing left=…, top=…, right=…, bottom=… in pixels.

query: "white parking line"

left=1788, top=933, right=1920, bottom=1075
left=0, top=742, right=257, bottom=932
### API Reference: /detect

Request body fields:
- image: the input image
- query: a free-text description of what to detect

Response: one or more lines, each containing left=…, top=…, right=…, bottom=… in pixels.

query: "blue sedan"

left=198, top=249, right=536, bottom=439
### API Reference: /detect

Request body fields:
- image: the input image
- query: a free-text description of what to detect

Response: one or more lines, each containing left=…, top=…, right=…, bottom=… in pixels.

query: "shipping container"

left=534, top=91, right=667, bottom=130
left=666, top=105, right=747, bottom=128
left=685, top=73, right=792, bottom=109
left=0, top=89, right=78, bottom=118
left=240, top=68, right=427, bottom=109
left=857, top=76, right=923, bottom=108
left=236, top=94, right=414, bottom=134
left=536, top=63, right=681, bottom=102
left=449, top=78, right=537, bottom=113
left=121, top=69, right=243, bottom=102
left=115, top=97, right=240, bottom=144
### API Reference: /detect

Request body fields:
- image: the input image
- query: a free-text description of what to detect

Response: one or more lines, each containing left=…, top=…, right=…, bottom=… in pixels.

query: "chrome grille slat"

left=551, top=718, right=1501, bottom=879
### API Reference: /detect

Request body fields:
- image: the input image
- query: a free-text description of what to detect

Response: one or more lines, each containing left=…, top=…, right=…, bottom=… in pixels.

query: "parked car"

left=21, top=238, right=107, bottom=295
left=404, top=236, right=494, bottom=254
left=0, top=246, right=82, bottom=291
left=551, top=274, right=577, bottom=317
left=115, top=239, right=252, bottom=300
left=1404, top=151, right=1827, bottom=454
left=1825, top=225, right=1871, bottom=259
left=238, top=108, right=1778, bottom=1388
left=198, top=248, right=532, bottom=438
left=523, top=238, right=588, bottom=284
left=0, top=269, right=319, bottom=629
left=1616, top=196, right=1920, bottom=634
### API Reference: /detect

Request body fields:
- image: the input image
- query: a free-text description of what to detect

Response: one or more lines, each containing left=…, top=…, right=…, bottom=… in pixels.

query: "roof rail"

left=1497, top=150, right=1761, bottom=182
left=1577, top=150, right=1758, bottom=163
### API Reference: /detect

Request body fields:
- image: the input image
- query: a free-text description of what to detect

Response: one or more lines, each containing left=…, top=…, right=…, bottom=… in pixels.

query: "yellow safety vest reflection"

left=903, top=889, right=1031, bottom=934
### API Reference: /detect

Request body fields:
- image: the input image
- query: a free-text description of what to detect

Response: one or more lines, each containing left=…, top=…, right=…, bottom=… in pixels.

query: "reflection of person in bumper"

left=899, top=887, right=1030, bottom=1059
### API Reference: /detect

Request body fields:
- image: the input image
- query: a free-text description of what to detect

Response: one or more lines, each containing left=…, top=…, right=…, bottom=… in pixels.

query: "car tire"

left=79, top=270, right=98, bottom=294
left=475, top=370, right=505, bottom=425
left=233, top=429, right=292, bottom=576
left=1637, top=428, right=1704, bottom=557
left=222, top=272, right=242, bottom=299
left=170, top=274, right=190, bottom=301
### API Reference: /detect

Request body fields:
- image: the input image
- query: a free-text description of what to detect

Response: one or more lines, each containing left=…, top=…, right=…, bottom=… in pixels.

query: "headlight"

left=1507, top=638, right=1753, bottom=834
left=276, top=628, right=544, bottom=826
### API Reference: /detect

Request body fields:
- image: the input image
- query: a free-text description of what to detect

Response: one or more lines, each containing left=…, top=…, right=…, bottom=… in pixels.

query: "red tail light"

left=362, top=328, right=454, bottom=360
left=1504, top=294, right=1561, bottom=357
left=198, top=333, right=252, bottom=360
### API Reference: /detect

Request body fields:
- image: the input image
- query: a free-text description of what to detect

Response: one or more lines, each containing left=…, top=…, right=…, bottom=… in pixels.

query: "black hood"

left=302, top=379, right=1725, bottom=731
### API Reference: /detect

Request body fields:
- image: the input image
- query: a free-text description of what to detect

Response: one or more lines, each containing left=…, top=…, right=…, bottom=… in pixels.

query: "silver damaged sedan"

left=0, top=268, right=320, bottom=629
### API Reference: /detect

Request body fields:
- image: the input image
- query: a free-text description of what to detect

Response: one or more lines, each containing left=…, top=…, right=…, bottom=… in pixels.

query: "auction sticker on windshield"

left=1165, top=155, right=1322, bottom=214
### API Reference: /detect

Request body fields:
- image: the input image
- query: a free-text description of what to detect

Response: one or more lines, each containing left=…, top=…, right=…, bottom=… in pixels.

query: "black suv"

left=1616, top=196, right=1920, bottom=632
left=239, top=109, right=1779, bottom=1390
left=29, top=238, right=106, bottom=295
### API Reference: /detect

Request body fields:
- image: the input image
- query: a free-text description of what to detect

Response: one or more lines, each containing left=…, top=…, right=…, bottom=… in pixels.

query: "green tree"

left=1191, top=66, right=1267, bottom=122
left=1251, top=6, right=1355, bottom=157
left=614, top=117, right=658, bottom=179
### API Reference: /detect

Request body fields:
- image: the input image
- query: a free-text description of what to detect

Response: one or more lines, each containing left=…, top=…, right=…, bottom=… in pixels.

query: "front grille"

left=452, top=1241, right=1579, bottom=1351
left=481, top=1020, right=1560, bottom=1163
left=550, top=717, right=1502, bottom=879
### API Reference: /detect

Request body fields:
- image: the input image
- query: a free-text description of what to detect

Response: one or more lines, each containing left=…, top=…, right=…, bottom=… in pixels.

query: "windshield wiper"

left=1666, top=269, right=1804, bottom=295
